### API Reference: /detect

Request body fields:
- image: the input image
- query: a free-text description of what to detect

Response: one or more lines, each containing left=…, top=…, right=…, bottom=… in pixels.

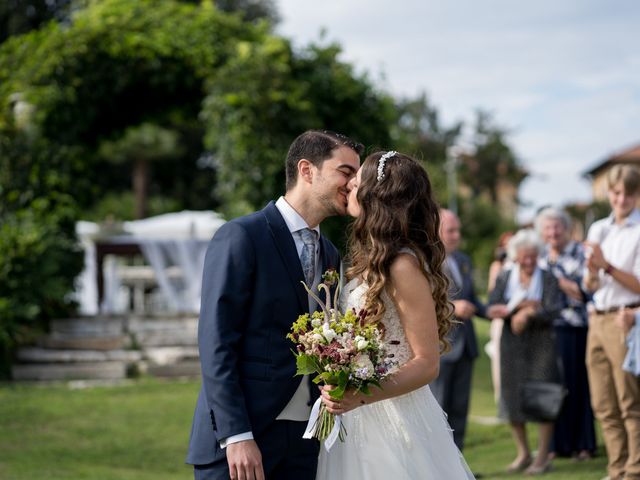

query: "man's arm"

left=199, top=222, right=255, bottom=441
left=462, top=254, right=488, bottom=319
left=199, top=222, right=266, bottom=479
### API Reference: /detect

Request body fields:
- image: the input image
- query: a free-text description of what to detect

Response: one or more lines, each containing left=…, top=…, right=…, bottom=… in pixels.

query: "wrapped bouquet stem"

left=287, top=269, right=397, bottom=450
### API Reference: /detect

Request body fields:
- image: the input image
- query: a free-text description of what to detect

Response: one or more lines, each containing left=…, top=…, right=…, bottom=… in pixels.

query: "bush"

left=0, top=131, right=84, bottom=376
left=0, top=198, right=82, bottom=376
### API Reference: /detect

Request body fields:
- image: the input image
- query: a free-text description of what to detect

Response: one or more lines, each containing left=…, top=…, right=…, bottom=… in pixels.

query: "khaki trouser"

left=587, top=311, right=640, bottom=480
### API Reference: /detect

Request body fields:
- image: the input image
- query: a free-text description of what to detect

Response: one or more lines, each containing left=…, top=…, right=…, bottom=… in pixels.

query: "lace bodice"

left=340, top=279, right=413, bottom=367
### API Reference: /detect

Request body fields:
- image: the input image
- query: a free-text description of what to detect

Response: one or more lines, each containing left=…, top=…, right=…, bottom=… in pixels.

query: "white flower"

left=312, top=333, right=324, bottom=343
left=322, top=324, right=337, bottom=343
left=356, top=339, right=369, bottom=350
left=352, top=353, right=375, bottom=379
left=311, top=318, right=322, bottom=328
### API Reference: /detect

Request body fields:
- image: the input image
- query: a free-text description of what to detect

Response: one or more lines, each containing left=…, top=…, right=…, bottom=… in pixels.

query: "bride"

left=316, top=151, right=475, bottom=479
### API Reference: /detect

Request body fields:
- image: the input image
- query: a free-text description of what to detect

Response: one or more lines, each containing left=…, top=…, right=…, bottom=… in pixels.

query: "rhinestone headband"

left=376, top=151, right=397, bottom=182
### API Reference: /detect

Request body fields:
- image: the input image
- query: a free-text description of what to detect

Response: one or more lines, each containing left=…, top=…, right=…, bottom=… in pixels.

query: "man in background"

left=431, top=208, right=487, bottom=451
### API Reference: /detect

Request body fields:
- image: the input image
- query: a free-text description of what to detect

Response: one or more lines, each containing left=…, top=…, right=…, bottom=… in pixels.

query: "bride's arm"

left=321, top=253, right=440, bottom=414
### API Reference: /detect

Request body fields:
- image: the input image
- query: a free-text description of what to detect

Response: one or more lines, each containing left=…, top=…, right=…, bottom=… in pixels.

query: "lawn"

left=0, top=319, right=609, bottom=479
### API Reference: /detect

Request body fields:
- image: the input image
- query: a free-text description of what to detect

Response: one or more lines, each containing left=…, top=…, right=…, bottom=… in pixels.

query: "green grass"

left=0, top=321, right=609, bottom=479
left=0, top=379, right=198, bottom=480
left=466, top=319, right=608, bottom=479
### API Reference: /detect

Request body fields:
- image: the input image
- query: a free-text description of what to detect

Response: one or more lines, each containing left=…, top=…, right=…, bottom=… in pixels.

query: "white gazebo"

left=74, top=210, right=225, bottom=315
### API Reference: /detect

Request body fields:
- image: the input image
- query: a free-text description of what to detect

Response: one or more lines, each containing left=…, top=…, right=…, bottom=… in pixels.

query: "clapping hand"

left=487, top=304, right=509, bottom=319
left=511, top=305, right=536, bottom=335
left=584, top=241, right=606, bottom=271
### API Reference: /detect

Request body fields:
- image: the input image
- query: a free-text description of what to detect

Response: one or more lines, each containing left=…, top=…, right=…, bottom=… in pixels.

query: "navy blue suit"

left=186, top=202, right=339, bottom=478
left=430, top=250, right=486, bottom=450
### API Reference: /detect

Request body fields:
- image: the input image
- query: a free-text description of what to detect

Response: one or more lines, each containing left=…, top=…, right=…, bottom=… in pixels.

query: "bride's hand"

left=320, top=385, right=367, bottom=414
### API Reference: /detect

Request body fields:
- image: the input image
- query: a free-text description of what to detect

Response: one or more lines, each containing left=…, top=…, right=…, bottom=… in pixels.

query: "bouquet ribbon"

left=303, top=397, right=343, bottom=451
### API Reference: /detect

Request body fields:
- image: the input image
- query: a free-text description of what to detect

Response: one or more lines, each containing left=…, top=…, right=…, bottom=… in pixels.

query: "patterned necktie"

left=299, top=228, right=317, bottom=286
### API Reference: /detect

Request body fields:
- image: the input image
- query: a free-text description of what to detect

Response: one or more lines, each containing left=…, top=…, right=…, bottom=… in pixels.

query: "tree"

left=0, top=0, right=266, bottom=218
left=0, top=0, right=73, bottom=43
left=98, top=123, right=184, bottom=218
left=0, top=0, right=278, bottom=45
left=202, top=39, right=395, bottom=219
left=461, top=110, right=528, bottom=204
left=0, top=0, right=265, bottom=375
left=391, top=92, right=463, bottom=202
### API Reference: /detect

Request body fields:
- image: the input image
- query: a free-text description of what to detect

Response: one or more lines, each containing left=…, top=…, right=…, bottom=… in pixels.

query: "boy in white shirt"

left=584, top=164, right=640, bottom=480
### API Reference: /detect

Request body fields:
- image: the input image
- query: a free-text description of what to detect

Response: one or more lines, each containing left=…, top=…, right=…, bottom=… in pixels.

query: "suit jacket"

left=441, top=251, right=487, bottom=363
left=186, top=201, right=340, bottom=465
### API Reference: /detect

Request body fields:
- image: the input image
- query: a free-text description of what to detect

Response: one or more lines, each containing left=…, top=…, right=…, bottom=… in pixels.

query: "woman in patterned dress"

left=536, top=207, right=596, bottom=460
left=487, top=229, right=563, bottom=475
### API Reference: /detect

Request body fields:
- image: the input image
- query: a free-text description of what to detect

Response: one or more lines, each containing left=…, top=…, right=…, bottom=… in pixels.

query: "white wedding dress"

left=316, top=278, right=475, bottom=480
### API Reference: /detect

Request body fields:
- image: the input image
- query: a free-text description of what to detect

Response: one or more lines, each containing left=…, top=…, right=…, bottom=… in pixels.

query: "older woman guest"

left=536, top=207, right=596, bottom=461
left=488, top=229, right=563, bottom=475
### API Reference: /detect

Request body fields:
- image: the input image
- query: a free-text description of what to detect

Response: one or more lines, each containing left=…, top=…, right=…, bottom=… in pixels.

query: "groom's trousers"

left=193, top=420, right=319, bottom=480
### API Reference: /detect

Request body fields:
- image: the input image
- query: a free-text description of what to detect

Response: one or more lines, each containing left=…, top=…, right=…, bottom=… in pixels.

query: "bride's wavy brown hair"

left=347, top=152, right=454, bottom=352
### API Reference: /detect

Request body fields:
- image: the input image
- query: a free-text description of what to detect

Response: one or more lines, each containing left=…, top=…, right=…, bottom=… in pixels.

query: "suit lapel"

left=262, top=202, right=308, bottom=312
left=452, top=251, right=467, bottom=293
left=319, top=236, right=337, bottom=277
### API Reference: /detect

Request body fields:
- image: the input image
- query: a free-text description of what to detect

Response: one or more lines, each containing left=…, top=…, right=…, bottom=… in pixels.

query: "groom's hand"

left=227, top=440, right=265, bottom=480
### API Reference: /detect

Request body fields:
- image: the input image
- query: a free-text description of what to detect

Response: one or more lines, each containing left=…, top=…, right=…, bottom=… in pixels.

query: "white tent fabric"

left=73, top=211, right=225, bottom=315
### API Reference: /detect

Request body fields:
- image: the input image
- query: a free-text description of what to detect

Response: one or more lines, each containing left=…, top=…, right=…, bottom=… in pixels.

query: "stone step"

left=39, top=335, right=129, bottom=351
left=12, top=361, right=127, bottom=381
left=146, top=360, right=201, bottom=378
left=127, top=315, right=198, bottom=347
left=16, top=347, right=142, bottom=364
left=132, top=331, right=197, bottom=347
left=50, top=317, right=125, bottom=337
left=143, top=346, right=199, bottom=366
left=126, top=316, right=198, bottom=332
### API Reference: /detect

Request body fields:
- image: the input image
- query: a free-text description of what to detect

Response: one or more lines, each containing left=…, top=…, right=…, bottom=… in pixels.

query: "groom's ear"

left=298, top=158, right=314, bottom=185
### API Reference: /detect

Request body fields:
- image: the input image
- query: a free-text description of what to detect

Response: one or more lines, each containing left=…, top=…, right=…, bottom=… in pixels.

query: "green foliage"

left=83, top=192, right=182, bottom=223
left=0, top=0, right=265, bottom=373
left=459, top=197, right=518, bottom=291
left=461, top=110, right=528, bottom=203
left=202, top=39, right=395, bottom=220
left=391, top=92, right=463, bottom=198
left=393, top=93, right=462, bottom=152
left=0, top=0, right=73, bottom=44
left=0, top=199, right=82, bottom=376
left=0, top=0, right=263, bottom=217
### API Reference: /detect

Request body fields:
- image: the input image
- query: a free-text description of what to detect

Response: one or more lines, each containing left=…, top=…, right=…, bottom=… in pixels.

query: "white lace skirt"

left=316, top=385, right=475, bottom=480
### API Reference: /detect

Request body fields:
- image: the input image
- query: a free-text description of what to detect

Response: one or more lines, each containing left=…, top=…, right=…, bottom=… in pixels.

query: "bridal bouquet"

left=287, top=269, right=397, bottom=449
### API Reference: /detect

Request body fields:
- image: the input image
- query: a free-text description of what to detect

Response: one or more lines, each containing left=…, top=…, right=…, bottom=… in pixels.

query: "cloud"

left=276, top=0, right=640, bottom=221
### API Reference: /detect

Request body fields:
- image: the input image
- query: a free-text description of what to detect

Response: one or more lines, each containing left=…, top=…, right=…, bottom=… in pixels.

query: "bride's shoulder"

left=389, top=250, right=432, bottom=294
left=390, top=252, right=421, bottom=276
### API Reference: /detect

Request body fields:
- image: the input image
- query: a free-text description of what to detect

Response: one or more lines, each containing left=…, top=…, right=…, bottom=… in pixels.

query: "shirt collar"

left=275, top=196, right=321, bottom=236
left=606, top=208, right=640, bottom=227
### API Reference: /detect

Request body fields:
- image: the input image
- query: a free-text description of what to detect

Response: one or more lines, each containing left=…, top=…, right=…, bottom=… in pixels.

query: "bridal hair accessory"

left=376, top=150, right=397, bottom=182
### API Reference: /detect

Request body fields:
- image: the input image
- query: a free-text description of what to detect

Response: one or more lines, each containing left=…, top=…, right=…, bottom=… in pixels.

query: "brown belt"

left=594, top=302, right=640, bottom=315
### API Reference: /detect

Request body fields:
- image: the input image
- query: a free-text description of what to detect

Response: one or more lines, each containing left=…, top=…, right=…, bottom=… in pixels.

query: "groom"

left=186, top=130, right=363, bottom=480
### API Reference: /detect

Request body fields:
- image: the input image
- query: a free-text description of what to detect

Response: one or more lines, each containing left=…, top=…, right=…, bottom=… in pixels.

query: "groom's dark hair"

left=285, top=130, right=364, bottom=191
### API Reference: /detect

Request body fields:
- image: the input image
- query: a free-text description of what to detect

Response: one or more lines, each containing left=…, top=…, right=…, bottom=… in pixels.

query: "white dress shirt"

left=222, top=197, right=320, bottom=448
left=586, top=209, right=640, bottom=311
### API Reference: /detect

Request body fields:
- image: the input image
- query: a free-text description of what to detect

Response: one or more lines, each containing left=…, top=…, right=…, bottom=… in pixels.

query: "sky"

left=275, top=0, right=640, bottom=223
